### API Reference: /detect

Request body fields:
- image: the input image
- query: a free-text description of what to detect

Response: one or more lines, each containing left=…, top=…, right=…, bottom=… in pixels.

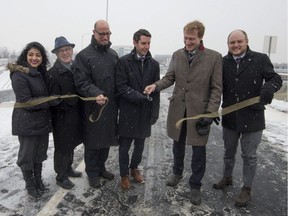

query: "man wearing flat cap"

left=45, top=36, right=84, bottom=190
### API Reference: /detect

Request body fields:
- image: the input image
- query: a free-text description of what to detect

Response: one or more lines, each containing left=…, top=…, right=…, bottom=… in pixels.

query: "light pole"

left=106, top=0, right=109, bottom=21
left=81, top=33, right=91, bottom=49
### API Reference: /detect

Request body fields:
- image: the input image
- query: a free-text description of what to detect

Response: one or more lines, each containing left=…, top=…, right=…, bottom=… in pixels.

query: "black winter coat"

left=9, top=64, right=52, bottom=136
left=222, top=47, right=282, bottom=132
left=116, top=49, right=160, bottom=138
left=72, top=36, right=118, bottom=149
left=45, top=60, right=83, bottom=153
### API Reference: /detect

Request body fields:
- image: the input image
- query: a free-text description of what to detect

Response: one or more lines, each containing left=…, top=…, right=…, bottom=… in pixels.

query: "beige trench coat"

left=156, top=46, right=222, bottom=146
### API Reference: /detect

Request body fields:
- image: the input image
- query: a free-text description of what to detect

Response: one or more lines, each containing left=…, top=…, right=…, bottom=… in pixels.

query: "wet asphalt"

left=0, top=90, right=287, bottom=216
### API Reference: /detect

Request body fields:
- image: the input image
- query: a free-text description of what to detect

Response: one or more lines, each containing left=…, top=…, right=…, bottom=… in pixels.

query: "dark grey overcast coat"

left=72, top=36, right=118, bottom=149
left=222, top=47, right=283, bottom=132
left=9, top=64, right=52, bottom=136
left=116, top=49, right=160, bottom=138
left=46, top=59, right=83, bottom=153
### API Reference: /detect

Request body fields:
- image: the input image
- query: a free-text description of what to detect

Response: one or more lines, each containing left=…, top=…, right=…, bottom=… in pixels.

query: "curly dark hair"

left=17, top=41, right=49, bottom=74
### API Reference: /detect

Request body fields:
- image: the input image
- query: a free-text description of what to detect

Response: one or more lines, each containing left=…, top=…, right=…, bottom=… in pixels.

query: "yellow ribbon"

left=88, top=97, right=109, bottom=122
left=0, top=93, right=286, bottom=125
left=0, top=94, right=109, bottom=122
left=175, top=92, right=287, bottom=129
left=0, top=94, right=104, bottom=108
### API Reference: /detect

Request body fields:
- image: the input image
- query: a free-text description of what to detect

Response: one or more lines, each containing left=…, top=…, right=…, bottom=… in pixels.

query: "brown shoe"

left=120, top=175, right=130, bottom=190
left=131, top=169, right=144, bottom=183
left=213, top=176, right=233, bottom=189
left=235, top=186, right=251, bottom=207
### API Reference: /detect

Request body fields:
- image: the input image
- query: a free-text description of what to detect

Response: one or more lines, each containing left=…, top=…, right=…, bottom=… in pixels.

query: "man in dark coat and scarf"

left=213, top=30, right=282, bottom=207
left=72, top=20, right=118, bottom=188
left=115, top=29, right=160, bottom=190
left=46, top=36, right=83, bottom=190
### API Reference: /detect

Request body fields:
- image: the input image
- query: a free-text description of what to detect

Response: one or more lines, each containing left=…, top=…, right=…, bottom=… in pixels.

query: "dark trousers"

left=172, top=122, right=206, bottom=189
left=17, top=134, right=49, bottom=171
left=119, top=136, right=145, bottom=177
left=54, top=149, right=75, bottom=180
left=84, top=147, right=110, bottom=178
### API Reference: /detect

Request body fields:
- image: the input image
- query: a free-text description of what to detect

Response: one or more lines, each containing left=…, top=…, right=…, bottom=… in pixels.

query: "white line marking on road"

left=36, top=160, right=85, bottom=216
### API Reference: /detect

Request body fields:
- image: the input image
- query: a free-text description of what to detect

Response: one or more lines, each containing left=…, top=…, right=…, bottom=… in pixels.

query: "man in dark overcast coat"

left=72, top=20, right=118, bottom=188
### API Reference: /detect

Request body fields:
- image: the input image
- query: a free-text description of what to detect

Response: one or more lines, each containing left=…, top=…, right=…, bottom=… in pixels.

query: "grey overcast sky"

left=0, top=0, right=287, bottom=63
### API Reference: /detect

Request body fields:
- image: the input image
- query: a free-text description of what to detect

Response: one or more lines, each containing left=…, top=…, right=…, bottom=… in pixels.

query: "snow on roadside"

left=263, top=100, right=288, bottom=156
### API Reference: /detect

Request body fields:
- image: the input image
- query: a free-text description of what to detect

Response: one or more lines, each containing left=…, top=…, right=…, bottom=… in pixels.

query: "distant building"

left=154, top=55, right=172, bottom=75
left=112, top=45, right=133, bottom=57
left=154, top=55, right=171, bottom=67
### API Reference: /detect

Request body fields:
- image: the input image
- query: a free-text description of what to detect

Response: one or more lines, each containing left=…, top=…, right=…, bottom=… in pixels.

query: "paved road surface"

left=0, top=92, right=287, bottom=216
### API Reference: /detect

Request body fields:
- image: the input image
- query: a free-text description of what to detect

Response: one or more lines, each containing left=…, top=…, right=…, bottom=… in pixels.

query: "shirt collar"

left=233, top=52, right=246, bottom=60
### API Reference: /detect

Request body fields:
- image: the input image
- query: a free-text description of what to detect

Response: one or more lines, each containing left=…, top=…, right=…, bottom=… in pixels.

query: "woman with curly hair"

left=8, top=41, right=52, bottom=198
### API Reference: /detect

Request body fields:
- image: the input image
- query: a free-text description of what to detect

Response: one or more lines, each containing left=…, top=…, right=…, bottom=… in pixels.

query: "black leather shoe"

left=67, top=169, right=82, bottom=178
left=190, top=188, right=202, bottom=205
left=100, top=170, right=114, bottom=180
left=213, top=176, right=233, bottom=189
left=56, top=178, right=75, bottom=190
left=166, top=174, right=183, bottom=187
left=89, top=176, right=101, bottom=188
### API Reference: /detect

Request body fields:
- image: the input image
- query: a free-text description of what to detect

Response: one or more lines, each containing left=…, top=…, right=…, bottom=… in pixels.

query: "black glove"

left=196, top=118, right=213, bottom=135
left=260, top=84, right=275, bottom=105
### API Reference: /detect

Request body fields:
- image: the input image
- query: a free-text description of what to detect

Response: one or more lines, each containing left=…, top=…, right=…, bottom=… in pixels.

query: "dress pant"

left=17, top=134, right=49, bottom=171
left=54, top=150, right=73, bottom=180
left=84, top=147, right=110, bottom=178
left=172, top=122, right=206, bottom=189
left=53, top=137, right=77, bottom=180
left=119, top=136, right=145, bottom=177
left=222, top=127, right=262, bottom=187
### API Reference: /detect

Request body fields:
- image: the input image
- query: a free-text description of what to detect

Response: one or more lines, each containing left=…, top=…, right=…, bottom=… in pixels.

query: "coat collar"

left=7, top=63, right=41, bottom=77
left=127, top=48, right=153, bottom=86
left=226, top=45, right=253, bottom=60
left=90, top=35, right=112, bottom=52
left=130, top=47, right=152, bottom=62
left=225, top=46, right=254, bottom=76
left=53, top=59, right=72, bottom=75
left=183, top=40, right=205, bottom=53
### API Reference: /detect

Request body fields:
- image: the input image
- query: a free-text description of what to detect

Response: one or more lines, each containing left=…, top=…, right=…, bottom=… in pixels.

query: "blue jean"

left=222, top=127, right=262, bottom=187
left=119, top=136, right=145, bottom=177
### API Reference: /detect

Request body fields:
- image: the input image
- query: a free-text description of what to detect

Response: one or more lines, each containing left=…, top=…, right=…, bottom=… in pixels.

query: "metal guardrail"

left=0, top=58, right=8, bottom=66
left=0, top=89, right=15, bottom=102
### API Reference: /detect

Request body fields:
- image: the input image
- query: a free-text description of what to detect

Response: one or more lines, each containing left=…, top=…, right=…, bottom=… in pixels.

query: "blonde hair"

left=183, top=20, right=205, bottom=38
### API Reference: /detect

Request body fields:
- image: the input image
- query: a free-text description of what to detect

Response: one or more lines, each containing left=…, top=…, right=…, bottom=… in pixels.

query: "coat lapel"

left=236, top=56, right=253, bottom=76
left=128, top=56, right=143, bottom=86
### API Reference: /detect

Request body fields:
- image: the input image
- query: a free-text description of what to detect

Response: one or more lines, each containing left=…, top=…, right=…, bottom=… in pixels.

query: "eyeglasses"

left=58, top=47, right=72, bottom=53
left=94, top=30, right=112, bottom=37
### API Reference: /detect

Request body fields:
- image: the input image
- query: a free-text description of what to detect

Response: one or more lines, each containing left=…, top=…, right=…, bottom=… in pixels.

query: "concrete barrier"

left=0, top=89, right=15, bottom=102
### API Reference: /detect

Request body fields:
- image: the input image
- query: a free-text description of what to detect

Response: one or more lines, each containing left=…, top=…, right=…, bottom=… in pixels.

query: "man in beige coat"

left=144, top=20, right=222, bottom=205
